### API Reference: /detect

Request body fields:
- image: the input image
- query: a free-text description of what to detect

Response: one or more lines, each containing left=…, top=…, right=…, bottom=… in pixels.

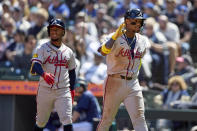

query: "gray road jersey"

left=103, top=33, right=150, bottom=77
left=31, top=42, right=76, bottom=89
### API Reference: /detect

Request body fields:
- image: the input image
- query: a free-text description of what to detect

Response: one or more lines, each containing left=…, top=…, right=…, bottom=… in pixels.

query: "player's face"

left=125, top=18, right=142, bottom=33
left=49, top=26, right=65, bottom=41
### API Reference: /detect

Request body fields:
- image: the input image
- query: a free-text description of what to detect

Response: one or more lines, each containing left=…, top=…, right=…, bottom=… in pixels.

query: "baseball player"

left=97, top=9, right=149, bottom=131
left=30, top=19, right=76, bottom=131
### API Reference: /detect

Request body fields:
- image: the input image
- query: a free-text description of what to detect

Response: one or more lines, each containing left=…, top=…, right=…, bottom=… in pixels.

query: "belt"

left=109, top=74, right=133, bottom=80
left=120, top=75, right=133, bottom=80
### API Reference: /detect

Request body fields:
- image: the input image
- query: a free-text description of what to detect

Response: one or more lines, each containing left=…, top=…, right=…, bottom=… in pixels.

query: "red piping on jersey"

left=31, top=59, right=42, bottom=64
left=96, top=76, right=109, bottom=131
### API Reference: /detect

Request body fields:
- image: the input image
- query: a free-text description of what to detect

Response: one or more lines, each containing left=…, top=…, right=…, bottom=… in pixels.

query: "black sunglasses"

left=130, top=22, right=137, bottom=25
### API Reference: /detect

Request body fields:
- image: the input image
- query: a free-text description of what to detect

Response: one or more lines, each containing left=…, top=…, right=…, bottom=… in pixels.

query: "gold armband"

left=101, top=44, right=111, bottom=54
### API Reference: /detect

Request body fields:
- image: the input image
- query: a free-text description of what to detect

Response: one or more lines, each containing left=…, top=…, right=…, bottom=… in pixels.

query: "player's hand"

left=97, top=46, right=107, bottom=56
left=70, top=90, right=75, bottom=104
left=111, top=23, right=125, bottom=40
left=42, top=72, right=55, bottom=85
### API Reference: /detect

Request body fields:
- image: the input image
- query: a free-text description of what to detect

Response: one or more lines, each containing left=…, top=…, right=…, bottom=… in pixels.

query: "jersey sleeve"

left=31, top=45, right=44, bottom=64
left=30, top=45, right=44, bottom=75
left=68, top=50, right=76, bottom=70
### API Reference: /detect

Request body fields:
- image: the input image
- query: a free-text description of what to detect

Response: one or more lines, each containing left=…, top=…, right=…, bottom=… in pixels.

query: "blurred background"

left=0, top=0, right=197, bottom=130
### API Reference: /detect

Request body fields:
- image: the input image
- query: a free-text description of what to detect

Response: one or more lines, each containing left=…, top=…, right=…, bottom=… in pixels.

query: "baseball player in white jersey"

left=30, top=19, right=76, bottom=131
left=96, top=9, right=149, bottom=131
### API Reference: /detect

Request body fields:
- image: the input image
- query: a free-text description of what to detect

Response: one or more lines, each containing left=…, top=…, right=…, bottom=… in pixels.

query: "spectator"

left=48, top=0, right=70, bottom=19
left=0, top=33, right=9, bottom=61
left=155, top=15, right=180, bottom=44
left=188, top=0, right=197, bottom=24
left=93, top=5, right=116, bottom=38
left=28, top=8, right=49, bottom=37
left=68, top=0, right=86, bottom=20
left=75, top=11, right=98, bottom=38
left=162, top=0, right=177, bottom=22
left=2, top=0, right=11, bottom=15
left=28, top=0, right=41, bottom=8
left=13, top=35, right=36, bottom=76
left=79, top=43, right=107, bottom=84
left=143, top=2, right=156, bottom=18
left=174, top=5, right=191, bottom=54
left=1, top=13, right=16, bottom=43
left=154, top=75, right=190, bottom=130
left=83, top=0, right=97, bottom=20
left=113, top=0, right=135, bottom=19
left=16, top=0, right=30, bottom=19
left=154, top=15, right=180, bottom=75
left=74, top=36, right=88, bottom=64
left=75, top=21, right=98, bottom=50
left=27, top=6, right=39, bottom=26
left=11, top=6, right=31, bottom=34
left=97, top=0, right=117, bottom=17
left=174, top=54, right=196, bottom=87
left=72, top=76, right=101, bottom=131
left=144, top=17, right=169, bottom=84
left=62, top=26, right=76, bottom=52
left=171, top=91, right=197, bottom=109
left=5, top=29, right=26, bottom=62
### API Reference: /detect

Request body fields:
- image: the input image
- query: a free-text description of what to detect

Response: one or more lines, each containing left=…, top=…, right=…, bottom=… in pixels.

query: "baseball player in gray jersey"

left=30, top=19, right=76, bottom=131
left=97, top=9, right=149, bottom=131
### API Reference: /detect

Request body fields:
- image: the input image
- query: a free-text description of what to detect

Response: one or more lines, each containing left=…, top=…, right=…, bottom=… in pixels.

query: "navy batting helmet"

left=124, top=9, right=145, bottom=19
left=47, top=19, right=65, bottom=35
left=124, top=9, right=145, bottom=27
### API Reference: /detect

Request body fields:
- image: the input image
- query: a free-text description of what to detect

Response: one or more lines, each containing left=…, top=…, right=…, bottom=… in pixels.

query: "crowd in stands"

left=0, top=0, right=197, bottom=130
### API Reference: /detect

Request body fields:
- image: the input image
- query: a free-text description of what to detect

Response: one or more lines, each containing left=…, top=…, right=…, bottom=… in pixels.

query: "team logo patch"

left=33, top=54, right=38, bottom=58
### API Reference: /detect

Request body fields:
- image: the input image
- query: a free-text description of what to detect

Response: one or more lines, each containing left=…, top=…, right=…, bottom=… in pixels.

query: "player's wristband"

left=101, top=44, right=111, bottom=54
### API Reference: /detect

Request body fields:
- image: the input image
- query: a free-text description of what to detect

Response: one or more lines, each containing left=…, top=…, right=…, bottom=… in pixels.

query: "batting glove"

left=111, top=23, right=125, bottom=40
left=42, top=72, right=55, bottom=85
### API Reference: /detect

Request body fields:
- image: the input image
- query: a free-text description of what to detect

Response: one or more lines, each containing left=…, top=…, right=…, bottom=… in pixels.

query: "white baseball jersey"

left=103, top=33, right=150, bottom=78
left=31, top=42, right=76, bottom=89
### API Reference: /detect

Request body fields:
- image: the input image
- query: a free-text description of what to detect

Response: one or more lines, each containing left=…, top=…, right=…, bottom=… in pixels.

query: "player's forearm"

left=105, top=38, right=115, bottom=49
left=69, top=69, right=76, bottom=91
left=32, top=62, right=44, bottom=76
left=99, top=38, right=115, bottom=55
